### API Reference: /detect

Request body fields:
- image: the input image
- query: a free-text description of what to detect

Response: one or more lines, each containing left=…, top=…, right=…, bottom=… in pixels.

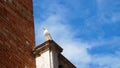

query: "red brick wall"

left=0, top=0, right=36, bottom=68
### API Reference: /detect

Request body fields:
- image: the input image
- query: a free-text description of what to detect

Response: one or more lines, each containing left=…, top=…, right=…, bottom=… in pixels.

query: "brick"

left=0, top=40, right=3, bottom=45
left=0, top=0, right=36, bottom=68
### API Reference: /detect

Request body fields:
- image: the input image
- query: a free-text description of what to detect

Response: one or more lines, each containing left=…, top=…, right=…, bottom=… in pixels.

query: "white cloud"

left=88, top=36, right=120, bottom=48
left=34, top=0, right=120, bottom=68
left=34, top=1, right=92, bottom=68
left=91, top=54, right=120, bottom=68
left=88, top=37, right=120, bottom=68
left=35, top=13, right=91, bottom=68
left=96, top=0, right=120, bottom=24
left=62, top=41, right=91, bottom=68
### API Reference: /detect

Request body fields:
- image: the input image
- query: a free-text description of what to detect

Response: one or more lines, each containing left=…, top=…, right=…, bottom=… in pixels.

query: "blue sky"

left=33, top=0, right=120, bottom=68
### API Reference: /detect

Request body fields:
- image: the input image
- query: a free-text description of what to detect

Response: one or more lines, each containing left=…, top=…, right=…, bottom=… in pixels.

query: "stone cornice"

left=32, top=40, right=63, bottom=57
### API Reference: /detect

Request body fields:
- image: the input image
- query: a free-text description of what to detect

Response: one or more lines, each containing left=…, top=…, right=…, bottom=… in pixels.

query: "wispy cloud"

left=89, top=36, right=120, bottom=48
left=88, top=36, right=120, bottom=68
left=33, top=0, right=120, bottom=68
left=97, top=0, right=120, bottom=24
left=90, top=53, right=120, bottom=68
left=33, top=1, right=91, bottom=67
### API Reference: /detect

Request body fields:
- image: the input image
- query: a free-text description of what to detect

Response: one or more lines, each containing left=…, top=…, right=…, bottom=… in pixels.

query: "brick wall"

left=0, top=0, right=36, bottom=68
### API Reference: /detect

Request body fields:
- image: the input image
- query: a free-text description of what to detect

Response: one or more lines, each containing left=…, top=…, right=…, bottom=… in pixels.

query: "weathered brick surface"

left=0, top=0, right=36, bottom=68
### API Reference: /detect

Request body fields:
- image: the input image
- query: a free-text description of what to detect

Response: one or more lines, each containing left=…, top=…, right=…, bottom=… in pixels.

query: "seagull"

left=43, top=27, right=52, bottom=41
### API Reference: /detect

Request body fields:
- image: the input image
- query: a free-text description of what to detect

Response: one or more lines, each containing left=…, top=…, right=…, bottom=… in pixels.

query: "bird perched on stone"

left=43, top=27, right=52, bottom=41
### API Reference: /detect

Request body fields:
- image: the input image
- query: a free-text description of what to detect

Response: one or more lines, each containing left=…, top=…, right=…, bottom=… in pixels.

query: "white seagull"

left=43, top=27, right=52, bottom=41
